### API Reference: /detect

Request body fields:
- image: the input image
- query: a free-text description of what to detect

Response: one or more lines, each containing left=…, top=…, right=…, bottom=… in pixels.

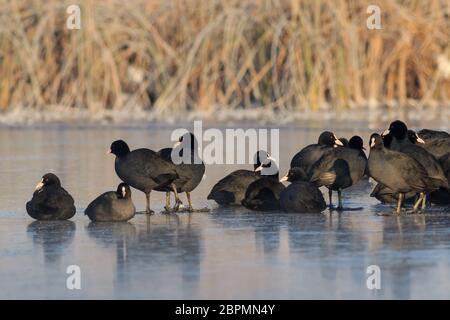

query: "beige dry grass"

left=0, top=0, right=449, bottom=115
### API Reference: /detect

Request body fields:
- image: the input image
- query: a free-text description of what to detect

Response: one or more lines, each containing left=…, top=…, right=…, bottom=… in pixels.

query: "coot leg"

left=164, top=192, right=171, bottom=211
left=328, top=189, right=333, bottom=208
left=186, top=192, right=194, bottom=212
left=171, top=184, right=183, bottom=211
left=421, top=194, right=427, bottom=209
left=337, top=189, right=343, bottom=210
left=145, top=192, right=154, bottom=215
left=395, top=193, right=404, bottom=214
left=412, top=192, right=425, bottom=212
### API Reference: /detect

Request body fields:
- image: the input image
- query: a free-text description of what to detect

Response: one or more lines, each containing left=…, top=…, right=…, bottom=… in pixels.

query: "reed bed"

left=0, top=0, right=449, bottom=116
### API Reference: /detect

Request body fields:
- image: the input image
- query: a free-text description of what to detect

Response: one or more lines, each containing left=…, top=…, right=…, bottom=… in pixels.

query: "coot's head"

left=318, top=131, right=344, bottom=147
left=383, top=120, right=408, bottom=140
left=349, top=136, right=365, bottom=150
left=35, top=173, right=61, bottom=191
left=254, top=155, right=279, bottom=178
left=253, top=150, right=270, bottom=170
left=280, top=167, right=308, bottom=183
left=116, top=183, right=131, bottom=199
left=175, top=132, right=199, bottom=150
left=109, top=140, right=130, bottom=157
left=369, top=133, right=384, bottom=149
left=407, top=130, right=425, bottom=145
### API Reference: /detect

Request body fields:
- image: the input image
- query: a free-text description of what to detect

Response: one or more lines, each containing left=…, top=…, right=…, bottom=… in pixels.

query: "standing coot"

left=279, top=167, right=326, bottom=213
left=85, top=183, right=135, bottom=222
left=290, top=131, right=344, bottom=178
left=155, top=132, right=205, bottom=212
left=309, top=135, right=367, bottom=210
left=26, top=173, right=76, bottom=220
left=109, top=140, right=179, bottom=214
left=207, top=150, right=270, bottom=206
left=241, top=157, right=285, bottom=211
left=368, top=133, right=439, bottom=213
left=383, top=121, right=449, bottom=206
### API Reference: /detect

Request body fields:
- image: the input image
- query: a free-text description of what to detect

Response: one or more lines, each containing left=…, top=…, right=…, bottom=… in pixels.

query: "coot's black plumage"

left=26, top=173, right=76, bottom=220
left=290, top=131, right=344, bottom=178
left=415, top=129, right=450, bottom=159
left=279, top=167, right=326, bottom=213
left=85, top=183, right=135, bottom=222
left=155, top=132, right=205, bottom=211
left=207, top=150, right=269, bottom=206
left=109, top=140, right=178, bottom=214
left=429, top=153, right=450, bottom=205
left=241, top=158, right=285, bottom=211
left=370, top=183, right=416, bottom=205
left=417, top=129, right=450, bottom=141
left=309, top=135, right=367, bottom=209
left=368, top=133, right=438, bottom=213
left=383, top=121, right=449, bottom=197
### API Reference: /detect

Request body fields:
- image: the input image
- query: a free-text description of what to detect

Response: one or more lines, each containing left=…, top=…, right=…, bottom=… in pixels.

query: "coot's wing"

left=290, top=144, right=317, bottom=169
left=85, top=191, right=117, bottom=215
left=383, top=151, right=428, bottom=191
left=125, top=148, right=178, bottom=184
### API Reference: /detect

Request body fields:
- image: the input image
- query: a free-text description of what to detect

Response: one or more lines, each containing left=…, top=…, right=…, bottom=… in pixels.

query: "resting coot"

left=290, top=131, right=343, bottom=178
left=155, top=132, right=205, bottom=212
left=279, top=167, right=326, bottom=213
left=207, top=150, right=270, bottom=206
left=109, top=140, right=179, bottom=214
left=241, top=157, right=285, bottom=211
left=416, top=129, right=450, bottom=159
left=85, top=183, right=135, bottom=222
left=309, top=135, right=367, bottom=210
left=26, top=173, right=76, bottom=220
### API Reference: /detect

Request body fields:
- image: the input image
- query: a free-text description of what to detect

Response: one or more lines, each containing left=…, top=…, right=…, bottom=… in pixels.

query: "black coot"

left=368, top=133, right=439, bottom=213
left=109, top=140, right=179, bottom=214
left=85, top=183, right=135, bottom=222
left=242, top=157, right=285, bottom=211
left=309, top=135, right=367, bottom=209
left=155, top=132, right=205, bottom=212
left=279, top=167, right=326, bottom=213
left=290, top=131, right=344, bottom=178
left=417, top=129, right=450, bottom=141
left=207, top=150, right=269, bottom=206
left=383, top=121, right=449, bottom=206
left=26, top=173, right=76, bottom=220
left=415, top=129, right=450, bottom=159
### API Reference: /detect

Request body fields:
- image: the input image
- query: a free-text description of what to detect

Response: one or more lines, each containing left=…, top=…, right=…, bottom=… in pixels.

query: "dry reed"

left=0, top=0, right=449, bottom=116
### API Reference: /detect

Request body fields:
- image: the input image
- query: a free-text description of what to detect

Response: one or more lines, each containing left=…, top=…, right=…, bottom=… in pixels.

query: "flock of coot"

left=26, top=120, right=450, bottom=221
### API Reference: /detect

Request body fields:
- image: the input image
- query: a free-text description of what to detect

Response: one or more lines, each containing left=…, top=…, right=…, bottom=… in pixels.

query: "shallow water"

left=0, top=124, right=449, bottom=299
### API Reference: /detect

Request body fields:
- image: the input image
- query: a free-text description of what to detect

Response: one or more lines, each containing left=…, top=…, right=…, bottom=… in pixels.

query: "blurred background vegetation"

left=0, top=0, right=449, bottom=117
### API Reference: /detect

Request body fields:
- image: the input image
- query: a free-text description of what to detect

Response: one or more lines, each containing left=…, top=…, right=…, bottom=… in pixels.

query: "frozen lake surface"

left=0, top=122, right=449, bottom=299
